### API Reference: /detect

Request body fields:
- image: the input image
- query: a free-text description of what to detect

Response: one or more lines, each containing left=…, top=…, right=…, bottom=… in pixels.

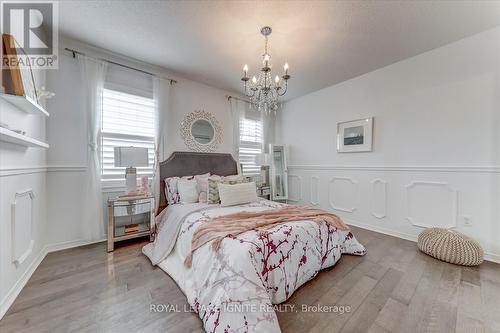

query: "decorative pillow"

left=198, top=191, right=207, bottom=203
left=218, top=182, right=258, bottom=207
left=165, top=173, right=209, bottom=205
left=207, top=174, right=248, bottom=204
left=207, top=175, right=222, bottom=204
left=177, top=179, right=199, bottom=204
left=165, top=177, right=182, bottom=204
left=195, top=173, right=210, bottom=203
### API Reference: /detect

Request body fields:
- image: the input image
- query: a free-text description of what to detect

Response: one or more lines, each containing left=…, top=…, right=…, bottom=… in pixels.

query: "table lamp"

left=114, top=147, right=149, bottom=194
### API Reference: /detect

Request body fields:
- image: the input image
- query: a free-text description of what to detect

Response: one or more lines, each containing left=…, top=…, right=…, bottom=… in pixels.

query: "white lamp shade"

left=114, top=147, right=149, bottom=167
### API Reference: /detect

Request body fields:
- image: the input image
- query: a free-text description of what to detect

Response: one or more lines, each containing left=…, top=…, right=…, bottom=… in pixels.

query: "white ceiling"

left=58, top=0, right=500, bottom=100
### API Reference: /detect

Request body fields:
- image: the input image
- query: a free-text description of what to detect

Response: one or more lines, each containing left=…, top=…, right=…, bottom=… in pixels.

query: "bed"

left=143, top=152, right=366, bottom=333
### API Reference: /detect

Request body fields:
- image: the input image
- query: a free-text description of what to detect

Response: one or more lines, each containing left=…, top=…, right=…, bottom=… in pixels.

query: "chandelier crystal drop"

left=241, top=26, right=291, bottom=114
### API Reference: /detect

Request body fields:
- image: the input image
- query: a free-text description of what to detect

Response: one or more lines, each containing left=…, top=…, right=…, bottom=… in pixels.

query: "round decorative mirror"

left=191, top=119, right=214, bottom=144
left=180, top=110, right=222, bottom=152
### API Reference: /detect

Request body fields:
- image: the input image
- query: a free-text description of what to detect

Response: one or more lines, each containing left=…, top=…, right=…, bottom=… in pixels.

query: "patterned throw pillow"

left=207, top=175, right=248, bottom=204
left=195, top=174, right=210, bottom=203
left=165, top=173, right=209, bottom=205
left=165, top=176, right=183, bottom=204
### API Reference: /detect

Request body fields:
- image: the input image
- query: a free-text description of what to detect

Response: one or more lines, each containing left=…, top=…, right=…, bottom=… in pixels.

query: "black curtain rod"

left=64, top=47, right=177, bottom=84
left=226, top=95, right=250, bottom=103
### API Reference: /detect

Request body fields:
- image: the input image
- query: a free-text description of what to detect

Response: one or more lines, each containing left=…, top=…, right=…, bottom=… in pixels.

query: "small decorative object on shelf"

left=36, top=86, right=55, bottom=100
left=107, top=194, right=154, bottom=252
left=2, top=34, right=39, bottom=103
left=1, top=34, right=50, bottom=118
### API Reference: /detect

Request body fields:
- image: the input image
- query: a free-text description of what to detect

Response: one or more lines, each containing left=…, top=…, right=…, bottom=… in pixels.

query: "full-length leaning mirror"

left=180, top=110, right=223, bottom=152
left=270, top=144, right=288, bottom=201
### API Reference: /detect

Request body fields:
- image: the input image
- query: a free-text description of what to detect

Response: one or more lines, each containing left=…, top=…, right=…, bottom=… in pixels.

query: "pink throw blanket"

left=184, top=205, right=349, bottom=267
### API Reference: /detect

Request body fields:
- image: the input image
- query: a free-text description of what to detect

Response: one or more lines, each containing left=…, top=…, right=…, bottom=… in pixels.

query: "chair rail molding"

left=288, top=174, right=302, bottom=202
left=0, top=167, right=47, bottom=177
left=11, top=189, right=35, bottom=266
left=46, top=165, right=87, bottom=172
left=0, top=165, right=87, bottom=177
left=329, top=177, right=357, bottom=213
left=371, top=178, right=388, bottom=219
left=288, top=164, right=500, bottom=173
left=310, top=176, right=319, bottom=206
left=405, top=180, right=458, bottom=229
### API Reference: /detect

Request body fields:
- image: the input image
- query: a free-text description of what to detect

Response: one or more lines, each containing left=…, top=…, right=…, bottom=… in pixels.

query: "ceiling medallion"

left=241, top=26, right=291, bottom=114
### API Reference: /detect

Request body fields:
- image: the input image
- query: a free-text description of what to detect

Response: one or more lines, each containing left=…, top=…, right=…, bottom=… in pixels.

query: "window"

left=101, top=88, right=155, bottom=184
left=239, top=117, right=263, bottom=176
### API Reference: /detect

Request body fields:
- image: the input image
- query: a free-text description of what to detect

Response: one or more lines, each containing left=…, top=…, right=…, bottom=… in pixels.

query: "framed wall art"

left=1, top=34, right=39, bottom=103
left=337, top=117, right=373, bottom=153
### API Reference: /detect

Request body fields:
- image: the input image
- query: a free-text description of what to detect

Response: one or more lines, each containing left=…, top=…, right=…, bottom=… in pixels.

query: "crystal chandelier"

left=241, top=26, right=291, bottom=113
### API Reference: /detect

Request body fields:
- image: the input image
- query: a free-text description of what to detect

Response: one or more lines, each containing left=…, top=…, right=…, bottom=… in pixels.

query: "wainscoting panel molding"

left=285, top=164, right=499, bottom=262
left=329, top=177, right=357, bottom=213
left=288, top=175, right=302, bottom=202
left=405, top=181, right=458, bottom=229
left=11, top=189, right=35, bottom=266
left=310, top=176, right=319, bottom=206
left=371, top=178, right=387, bottom=219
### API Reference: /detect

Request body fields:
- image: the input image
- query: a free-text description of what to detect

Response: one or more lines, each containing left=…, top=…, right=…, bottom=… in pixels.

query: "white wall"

left=45, top=37, right=239, bottom=246
left=166, top=79, right=234, bottom=156
left=0, top=35, right=242, bottom=318
left=278, top=27, right=500, bottom=261
left=0, top=69, right=48, bottom=318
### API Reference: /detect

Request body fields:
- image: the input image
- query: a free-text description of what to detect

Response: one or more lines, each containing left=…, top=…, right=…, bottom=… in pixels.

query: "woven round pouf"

left=417, top=228, right=484, bottom=266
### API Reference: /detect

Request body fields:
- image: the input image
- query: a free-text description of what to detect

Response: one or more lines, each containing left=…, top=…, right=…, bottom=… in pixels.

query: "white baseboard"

left=484, top=252, right=500, bottom=264
left=44, top=238, right=106, bottom=253
left=346, top=219, right=500, bottom=264
left=0, top=245, right=48, bottom=320
left=345, top=219, right=418, bottom=243
left=0, top=238, right=105, bottom=320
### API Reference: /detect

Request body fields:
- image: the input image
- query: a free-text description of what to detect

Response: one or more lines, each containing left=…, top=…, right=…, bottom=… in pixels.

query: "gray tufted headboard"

left=158, top=151, right=238, bottom=213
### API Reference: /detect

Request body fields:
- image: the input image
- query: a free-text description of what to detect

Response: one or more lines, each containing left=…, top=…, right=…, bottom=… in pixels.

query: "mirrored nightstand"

left=257, top=185, right=271, bottom=200
left=107, top=195, right=154, bottom=252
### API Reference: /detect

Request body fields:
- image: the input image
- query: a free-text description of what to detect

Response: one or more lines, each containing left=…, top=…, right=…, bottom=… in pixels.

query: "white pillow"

left=218, top=182, right=258, bottom=207
left=177, top=179, right=199, bottom=204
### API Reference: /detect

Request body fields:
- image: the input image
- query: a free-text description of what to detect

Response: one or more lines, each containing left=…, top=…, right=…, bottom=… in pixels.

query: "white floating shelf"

left=0, top=93, right=49, bottom=117
left=0, top=127, right=49, bottom=148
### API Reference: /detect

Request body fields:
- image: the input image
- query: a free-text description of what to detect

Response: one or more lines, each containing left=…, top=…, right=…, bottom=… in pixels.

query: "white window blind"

left=101, top=88, right=155, bottom=183
left=239, top=117, right=263, bottom=176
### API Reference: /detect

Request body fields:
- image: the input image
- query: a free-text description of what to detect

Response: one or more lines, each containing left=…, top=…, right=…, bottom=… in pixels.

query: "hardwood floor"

left=1, top=226, right=499, bottom=333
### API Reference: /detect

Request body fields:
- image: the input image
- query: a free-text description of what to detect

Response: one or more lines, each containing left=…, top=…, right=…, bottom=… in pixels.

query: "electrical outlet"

left=462, top=215, right=472, bottom=226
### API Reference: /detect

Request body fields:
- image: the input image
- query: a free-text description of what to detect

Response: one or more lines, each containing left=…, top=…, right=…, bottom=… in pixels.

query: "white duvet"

left=143, top=200, right=366, bottom=333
